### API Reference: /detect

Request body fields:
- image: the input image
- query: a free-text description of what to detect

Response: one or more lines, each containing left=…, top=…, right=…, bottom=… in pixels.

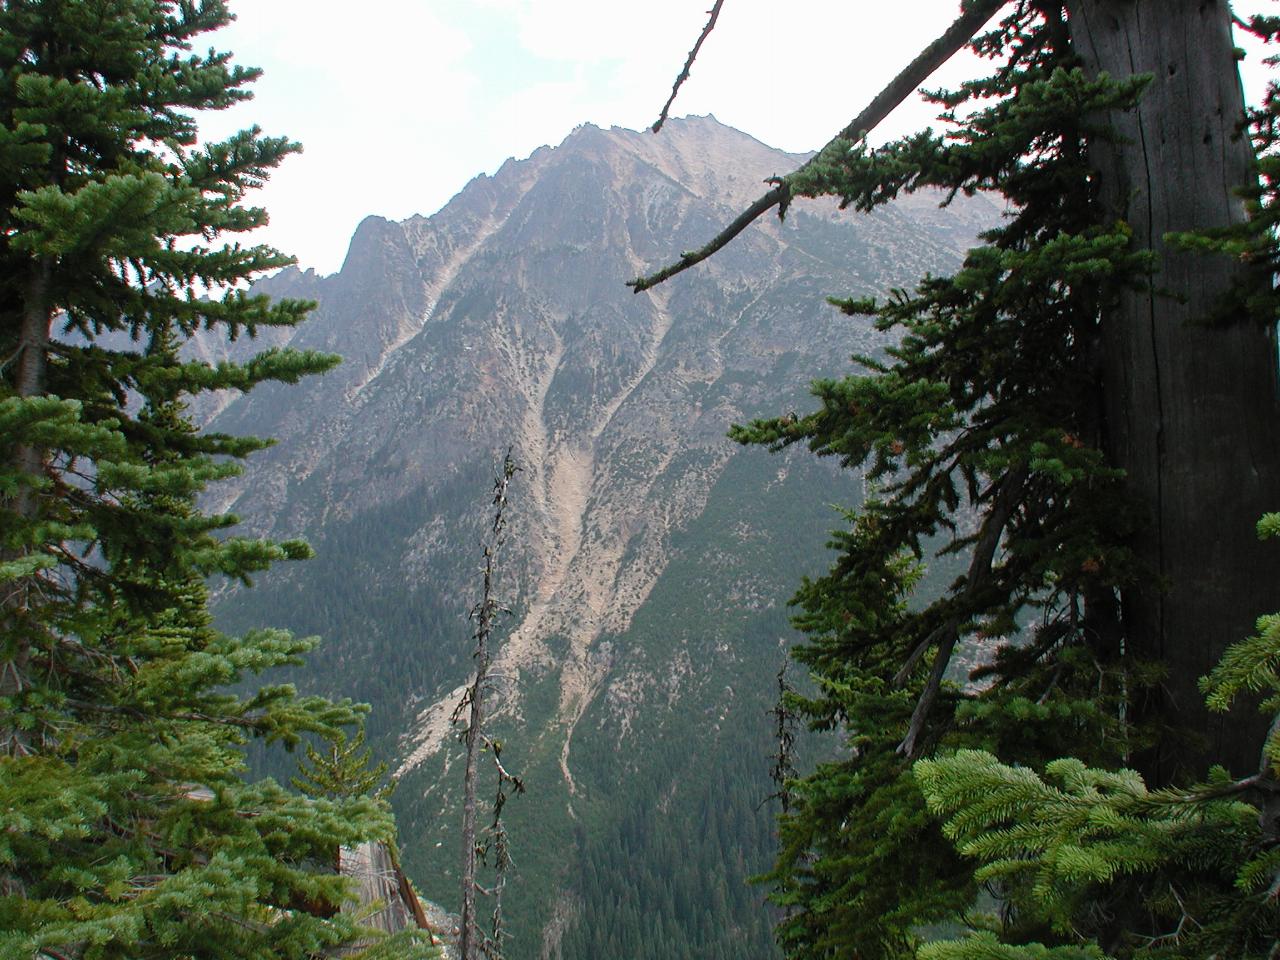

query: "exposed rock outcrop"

left=210, top=116, right=1001, bottom=958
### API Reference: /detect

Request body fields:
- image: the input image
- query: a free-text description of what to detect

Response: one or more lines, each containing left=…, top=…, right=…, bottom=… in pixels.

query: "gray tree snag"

left=652, top=0, right=727, bottom=134
left=456, top=452, right=519, bottom=960
left=1068, top=0, right=1280, bottom=784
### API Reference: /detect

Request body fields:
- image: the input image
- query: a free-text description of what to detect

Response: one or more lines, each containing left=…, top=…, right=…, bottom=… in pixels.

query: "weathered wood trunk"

left=459, top=659, right=484, bottom=959
left=1069, top=0, right=1280, bottom=783
left=333, top=841, right=443, bottom=956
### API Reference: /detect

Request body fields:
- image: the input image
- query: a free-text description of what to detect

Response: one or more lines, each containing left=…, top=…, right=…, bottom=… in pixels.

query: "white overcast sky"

left=201, top=1, right=1274, bottom=276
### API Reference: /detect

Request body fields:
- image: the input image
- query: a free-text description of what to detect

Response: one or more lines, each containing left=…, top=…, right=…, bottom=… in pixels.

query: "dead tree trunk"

left=458, top=453, right=517, bottom=960
left=1069, top=0, right=1280, bottom=783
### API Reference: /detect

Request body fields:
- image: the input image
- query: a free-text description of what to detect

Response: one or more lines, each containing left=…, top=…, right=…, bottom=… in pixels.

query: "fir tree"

left=0, top=3, right=433, bottom=957
left=915, top=514, right=1280, bottom=957
left=292, top=721, right=395, bottom=803
left=640, top=0, right=1280, bottom=956
left=728, top=6, right=1157, bottom=951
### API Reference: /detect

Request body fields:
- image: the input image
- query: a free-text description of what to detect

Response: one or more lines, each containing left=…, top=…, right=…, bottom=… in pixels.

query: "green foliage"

left=736, top=5, right=1155, bottom=954
left=1201, top=516, right=1280, bottom=724
left=1166, top=12, right=1280, bottom=326
left=917, top=931, right=1105, bottom=960
left=738, top=3, right=1279, bottom=958
left=916, top=713, right=1278, bottom=958
left=911, top=47, right=1280, bottom=934
left=557, top=710, right=783, bottom=960
left=0, top=3, right=430, bottom=957
left=292, top=722, right=395, bottom=802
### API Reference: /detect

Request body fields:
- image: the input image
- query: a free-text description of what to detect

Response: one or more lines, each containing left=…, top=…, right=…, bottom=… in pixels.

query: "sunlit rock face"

left=208, top=115, right=1000, bottom=960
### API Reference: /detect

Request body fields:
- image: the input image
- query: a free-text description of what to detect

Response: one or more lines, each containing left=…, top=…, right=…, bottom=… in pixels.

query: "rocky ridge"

left=209, top=115, right=1001, bottom=957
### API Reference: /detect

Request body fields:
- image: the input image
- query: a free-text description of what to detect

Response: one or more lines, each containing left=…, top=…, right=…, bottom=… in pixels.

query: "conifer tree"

left=0, top=2, right=433, bottom=956
left=292, top=721, right=395, bottom=803
left=641, top=0, right=1280, bottom=956
left=915, top=516, right=1280, bottom=958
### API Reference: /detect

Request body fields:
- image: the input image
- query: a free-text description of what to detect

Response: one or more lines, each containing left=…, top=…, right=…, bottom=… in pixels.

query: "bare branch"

left=653, top=0, right=727, bottom=134
left=1258, top=710, right=1280, bottom=844
left=898, top=466, right=1026, bottom=758
left=628, top=185, right=789, bottom=293
left=763, top=661, right=799, bottom=814
left=628, top=0, right=1006, bottom=293
left=460, top=450, right=519, bottom=960
left=896, top=619, right=961, bottom=759
left=480, top=734, right=526, bottom=793
left=894, top=619, right=955, bottom=688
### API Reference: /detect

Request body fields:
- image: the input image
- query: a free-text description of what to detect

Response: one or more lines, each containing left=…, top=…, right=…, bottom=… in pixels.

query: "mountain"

left=207, top=115, right=1001, bottom=958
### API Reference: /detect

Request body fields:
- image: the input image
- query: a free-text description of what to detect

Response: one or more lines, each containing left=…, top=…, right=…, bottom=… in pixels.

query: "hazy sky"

left=202, top=2, right=1272, bottom=276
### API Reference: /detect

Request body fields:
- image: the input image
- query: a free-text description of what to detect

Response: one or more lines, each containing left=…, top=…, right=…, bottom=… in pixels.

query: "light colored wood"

left=334, top=841, right=455, bottom=955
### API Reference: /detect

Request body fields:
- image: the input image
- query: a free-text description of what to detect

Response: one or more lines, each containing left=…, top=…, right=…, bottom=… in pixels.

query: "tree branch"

left=628, top=0, right=1005, bottom=293
left=894, top=619, right=955, bottom=688
left=1258, top=710, right=1280, bottom=844
left=65, top=698, right=267, bottom=731
left=897, top=466, right=1026, bottom=757
left=480, top=734, right=526, bottom=793
left=652, top=0, right=727, bottom=134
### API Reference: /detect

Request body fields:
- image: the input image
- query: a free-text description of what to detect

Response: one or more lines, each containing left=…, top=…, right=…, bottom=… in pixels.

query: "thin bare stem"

left=629, top=0, right=1004, bottom=293
left=459, top=451, right=519, bottom=960
left=898, top=466, right=1026, bottom=758
left=652, top=0, right=727, bottom=134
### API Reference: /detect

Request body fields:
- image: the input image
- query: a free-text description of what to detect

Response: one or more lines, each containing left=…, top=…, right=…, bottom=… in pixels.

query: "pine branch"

left=652, top=0, right=727, bottom=134
left=628, top=0, right=1005, bottom=292
left=64, top=698, right=268, bottom=730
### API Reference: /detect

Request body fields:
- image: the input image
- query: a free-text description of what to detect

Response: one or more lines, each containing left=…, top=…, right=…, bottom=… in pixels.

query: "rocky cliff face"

left=210, top=115, right=1000, bottom=958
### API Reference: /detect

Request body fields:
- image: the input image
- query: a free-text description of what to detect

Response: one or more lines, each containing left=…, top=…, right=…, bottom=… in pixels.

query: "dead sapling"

left=764, top=661, right=798, bottom=815
left=478, top=736, right=524, bottom=960
left=453, top=450, right=523, bottom=960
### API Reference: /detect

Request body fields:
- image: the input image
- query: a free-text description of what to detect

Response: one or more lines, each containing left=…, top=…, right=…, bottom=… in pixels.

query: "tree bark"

left=459, top=584, right=488, bottom=960
left=1069, top=0, right=1280, bottom=783
left=0, top=256, right=53, bottom=756
left=15, top=257, right=53, bottom=508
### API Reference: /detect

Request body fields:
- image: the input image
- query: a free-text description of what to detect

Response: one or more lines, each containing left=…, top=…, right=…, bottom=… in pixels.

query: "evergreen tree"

left=639, top=0, right=1279, bottom=956
left=915, top=516, right=1280, bottom=958
left=0, top=2, right=432, bottom=956
left=292, top=721, right=394, bottom=803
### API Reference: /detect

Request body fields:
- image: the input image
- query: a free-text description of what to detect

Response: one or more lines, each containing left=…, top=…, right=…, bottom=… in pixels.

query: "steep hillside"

left=209, top=115, right=1000, bottom=958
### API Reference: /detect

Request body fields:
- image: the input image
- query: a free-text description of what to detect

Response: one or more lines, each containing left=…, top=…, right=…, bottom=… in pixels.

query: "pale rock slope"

left=209, top=115, right=1000, bottom=958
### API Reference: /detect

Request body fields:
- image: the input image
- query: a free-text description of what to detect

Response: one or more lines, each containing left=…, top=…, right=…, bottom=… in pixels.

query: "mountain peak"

left=217, top=111, right=1003, bottom=956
